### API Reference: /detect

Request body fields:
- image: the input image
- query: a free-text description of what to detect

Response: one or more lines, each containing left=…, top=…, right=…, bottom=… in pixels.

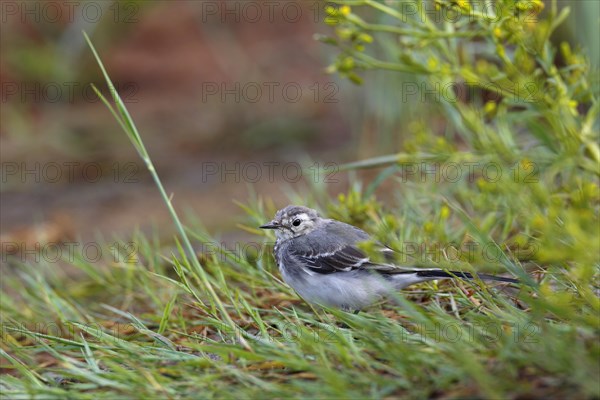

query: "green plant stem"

left=82, top=31, right=250, bottom=350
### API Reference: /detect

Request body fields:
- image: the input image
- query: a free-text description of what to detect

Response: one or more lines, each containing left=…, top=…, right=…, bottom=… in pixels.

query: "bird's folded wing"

left=292, top=244, right=402, bottom=274
left=290, top=237, right=519, bottom=282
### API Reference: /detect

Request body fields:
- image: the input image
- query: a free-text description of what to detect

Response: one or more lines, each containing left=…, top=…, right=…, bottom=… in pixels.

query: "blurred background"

left=1, top=0, right=597, bottom=253
left=2, top=1, right=359, bottom=247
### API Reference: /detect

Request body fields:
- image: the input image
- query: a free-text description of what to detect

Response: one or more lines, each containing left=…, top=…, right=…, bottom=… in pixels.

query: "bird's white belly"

left=281, top=267, right=393, bottom=310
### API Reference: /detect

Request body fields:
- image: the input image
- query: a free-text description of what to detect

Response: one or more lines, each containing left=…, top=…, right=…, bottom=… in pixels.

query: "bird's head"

left=260, top=205, right=321, bottom=240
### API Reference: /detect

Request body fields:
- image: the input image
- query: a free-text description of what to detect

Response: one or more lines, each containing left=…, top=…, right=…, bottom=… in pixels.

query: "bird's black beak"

left=259, top=220, right=279, bottom=229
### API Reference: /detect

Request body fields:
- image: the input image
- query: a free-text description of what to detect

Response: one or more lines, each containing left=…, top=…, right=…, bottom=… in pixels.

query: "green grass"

left=2, top=199, right=598, bottom=398
left=2, top=1, right=599, bottom=398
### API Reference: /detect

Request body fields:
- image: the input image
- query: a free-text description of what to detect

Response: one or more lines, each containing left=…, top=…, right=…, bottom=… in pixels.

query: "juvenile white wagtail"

left=260, top=205, right=518, bottom=310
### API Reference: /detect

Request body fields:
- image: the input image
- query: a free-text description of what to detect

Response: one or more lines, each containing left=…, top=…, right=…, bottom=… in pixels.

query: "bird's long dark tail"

left=415, top=270, right=519, bottom=284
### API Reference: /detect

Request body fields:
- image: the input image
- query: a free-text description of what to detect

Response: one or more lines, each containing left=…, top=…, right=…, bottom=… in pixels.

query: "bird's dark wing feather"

left=287, top=220, right=401, bottom=275
left=290, top=244, right=403, bottom=275
left=284, top=220, right=519, bottom=283
left=291, top=244, right=520, bottom=284
left=293, top=244, right=370, bottom=274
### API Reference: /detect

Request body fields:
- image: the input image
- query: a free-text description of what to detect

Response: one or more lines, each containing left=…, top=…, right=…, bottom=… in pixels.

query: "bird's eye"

left=292, top=219, right=301, bottom=227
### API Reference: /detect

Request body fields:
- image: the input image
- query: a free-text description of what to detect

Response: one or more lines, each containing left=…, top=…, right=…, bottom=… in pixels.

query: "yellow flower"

left=427, top=57, right=439, bottom=71
left=484, top=101, right=497, bottom=115
left=440, top=205, right=451, bottom=220
left=493, top=26, right=503, bottom=39
left=568, top=100, right=578, bottom=116
left=456, top=0, right=471, bottom=12
left=520, top=158, right=532, bottom=170
left=530, top=0, right=544, bottom=12
left=336, top=28, right=353, bottom=40
left=358, top=33, right=374, bottom=43
left=424, top=222, right=435, bottom=233
left=531, top=214, right=545, bottom=230
left=340, top=5, right=351, bottom=16
left=440, top=63, right=452, bottom=75
left=476, top=177, right=488, bottom=190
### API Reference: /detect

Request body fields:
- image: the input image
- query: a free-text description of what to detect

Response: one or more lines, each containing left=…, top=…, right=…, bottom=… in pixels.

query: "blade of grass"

left=0, top=349, right=46, bottom=387
left=82, top=31, right=249, bottom=350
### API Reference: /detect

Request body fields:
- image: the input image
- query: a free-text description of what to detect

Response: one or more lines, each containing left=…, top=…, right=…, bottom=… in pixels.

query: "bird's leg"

left=340, top=305, right=361, bottom=315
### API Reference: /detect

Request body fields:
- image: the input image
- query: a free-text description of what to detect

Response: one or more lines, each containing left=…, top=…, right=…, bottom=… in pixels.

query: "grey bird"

left=260, top=205, right=518, bottom=310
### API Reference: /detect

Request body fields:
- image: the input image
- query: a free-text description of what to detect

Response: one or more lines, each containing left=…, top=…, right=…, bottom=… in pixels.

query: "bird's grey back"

left=284, top=219, right=369, bottom=255
left=274, top=219, right=370, bottom=273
